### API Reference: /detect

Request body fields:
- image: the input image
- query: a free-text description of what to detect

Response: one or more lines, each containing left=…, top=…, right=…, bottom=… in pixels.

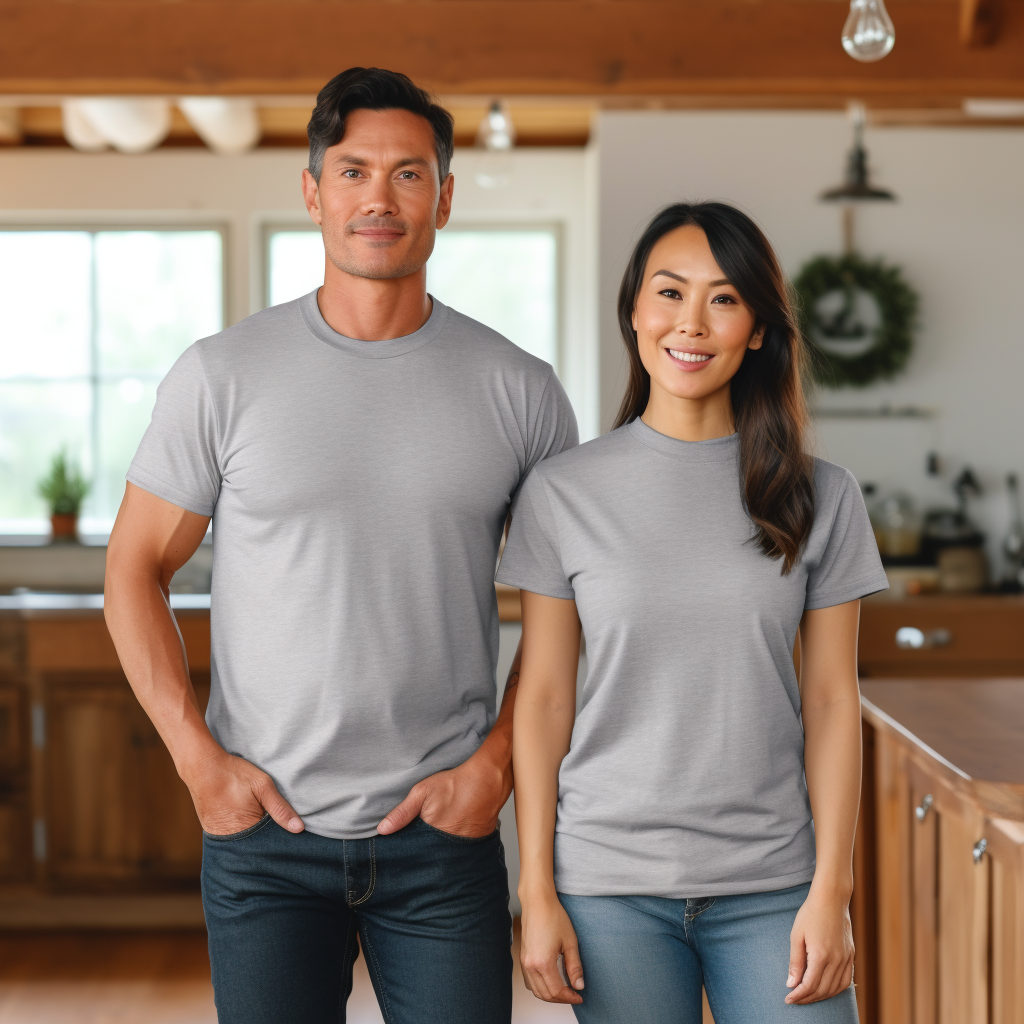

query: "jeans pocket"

left=203, top=812, right=273, bottom=842
left=415, top=816, right=498, bottom=843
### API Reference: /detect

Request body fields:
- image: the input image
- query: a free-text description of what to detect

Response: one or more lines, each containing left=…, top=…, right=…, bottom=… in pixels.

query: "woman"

left=497, top=202, right=887, bottom=1022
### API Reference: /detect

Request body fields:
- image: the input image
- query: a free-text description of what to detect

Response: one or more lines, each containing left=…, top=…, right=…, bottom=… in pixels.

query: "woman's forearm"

left=512, top=591, right=582, bottom=901
left=802, top=695, right=861, bottom=898
left=514, top=689, right=575, bottom=898
left=798, top=601, right=864, bottom=900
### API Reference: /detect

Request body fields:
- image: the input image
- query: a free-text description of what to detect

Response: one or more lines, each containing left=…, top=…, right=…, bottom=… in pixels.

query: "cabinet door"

left=135, top=675, right=208, bottom=882
left=908, top=764, right=938, bottom=1024
left=931, top=782, right=989, bottom=1024
left=45, top=674, right=147, bottom=885
left=986, top=817, right=1024, bottom=1024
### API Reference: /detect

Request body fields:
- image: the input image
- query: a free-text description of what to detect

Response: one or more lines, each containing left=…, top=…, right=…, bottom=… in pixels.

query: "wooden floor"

left=0, top=923, right=575, bottom=1023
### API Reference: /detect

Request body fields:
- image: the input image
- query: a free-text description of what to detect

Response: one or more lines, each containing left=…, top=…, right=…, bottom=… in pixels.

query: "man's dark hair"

left=307, top=68, right=455, bottom=184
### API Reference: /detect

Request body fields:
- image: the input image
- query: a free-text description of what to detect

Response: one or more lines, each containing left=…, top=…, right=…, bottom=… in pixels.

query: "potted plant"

left=38, top=450, right=90, bottom=543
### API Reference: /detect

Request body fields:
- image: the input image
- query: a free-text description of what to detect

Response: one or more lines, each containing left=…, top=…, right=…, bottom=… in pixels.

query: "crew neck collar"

left=626, top=418, right=740, bottom=463
left=299, top=289, right=448, bottom=359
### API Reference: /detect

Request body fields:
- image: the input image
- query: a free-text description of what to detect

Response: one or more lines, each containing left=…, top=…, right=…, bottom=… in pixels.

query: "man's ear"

left=748, top=324, right=766, bottom=350
left=300, top=168, right=323, bottom=226
left=436, top=172, right=455, bottom=230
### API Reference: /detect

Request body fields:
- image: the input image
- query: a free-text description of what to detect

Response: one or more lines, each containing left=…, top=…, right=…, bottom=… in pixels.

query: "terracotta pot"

left=50, top=513, right=79, bottom=544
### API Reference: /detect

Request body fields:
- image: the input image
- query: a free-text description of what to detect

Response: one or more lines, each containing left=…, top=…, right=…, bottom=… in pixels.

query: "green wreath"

left=794, top=253, right=918, bottom=388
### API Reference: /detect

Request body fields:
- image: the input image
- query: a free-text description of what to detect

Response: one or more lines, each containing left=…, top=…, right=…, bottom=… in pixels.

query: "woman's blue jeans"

left=559, top=883, right=858, bottom=1023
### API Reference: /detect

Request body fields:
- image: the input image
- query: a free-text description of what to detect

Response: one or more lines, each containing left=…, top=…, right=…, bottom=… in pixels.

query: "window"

left=265, top=226, right=559, bottom=369
left=0, top=229, right=223, bottom=534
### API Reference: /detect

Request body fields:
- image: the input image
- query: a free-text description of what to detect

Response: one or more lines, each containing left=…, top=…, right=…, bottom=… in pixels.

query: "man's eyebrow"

left=652, top=270, right=732, bottom=287
left=333, top=156, right=431, bottom=170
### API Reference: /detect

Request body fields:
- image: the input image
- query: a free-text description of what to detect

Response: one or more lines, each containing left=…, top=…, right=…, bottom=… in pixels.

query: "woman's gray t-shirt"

left=495, top=418, right=887, bottom=898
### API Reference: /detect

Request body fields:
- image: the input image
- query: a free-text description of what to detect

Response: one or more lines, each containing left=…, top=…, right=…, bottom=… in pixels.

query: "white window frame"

left=0, top=220, right=230, bottom=539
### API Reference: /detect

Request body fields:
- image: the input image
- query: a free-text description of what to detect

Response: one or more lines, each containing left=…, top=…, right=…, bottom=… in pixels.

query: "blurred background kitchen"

left=1, top=2, right=1023, bottom=1021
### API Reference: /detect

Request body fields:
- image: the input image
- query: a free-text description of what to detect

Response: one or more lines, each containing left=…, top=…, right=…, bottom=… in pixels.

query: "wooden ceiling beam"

left=0, top=1, right=1022, bottom=101
left=960, top=0, right=1002, bottom=45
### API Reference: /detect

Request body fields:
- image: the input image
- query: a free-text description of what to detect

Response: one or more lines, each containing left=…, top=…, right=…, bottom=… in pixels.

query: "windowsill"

left=0, top=535, right=111, bottom=547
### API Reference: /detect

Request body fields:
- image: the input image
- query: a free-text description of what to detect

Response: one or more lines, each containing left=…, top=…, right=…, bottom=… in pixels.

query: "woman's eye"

left=711, top=295, right=737, bottom=304
left=658, top=289, right=682, bottom=299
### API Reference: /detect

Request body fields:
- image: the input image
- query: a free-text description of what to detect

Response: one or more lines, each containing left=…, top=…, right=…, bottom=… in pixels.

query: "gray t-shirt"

left=495, top=418, right=887, bottom=898
left=128, top=291, right=577, bottom=839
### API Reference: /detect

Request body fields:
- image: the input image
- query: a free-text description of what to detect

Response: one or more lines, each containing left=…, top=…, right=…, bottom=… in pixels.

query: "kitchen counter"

left=855, top=679, right=1024, bottom=1023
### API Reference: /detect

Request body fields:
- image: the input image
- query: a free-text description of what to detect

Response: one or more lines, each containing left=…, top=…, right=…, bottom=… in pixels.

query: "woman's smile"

left=666, top=347, right=714, bottom=370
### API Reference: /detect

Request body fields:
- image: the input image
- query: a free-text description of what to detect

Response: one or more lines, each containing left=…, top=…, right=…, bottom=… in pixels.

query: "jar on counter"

left=869, top=492, right=923, bottom=562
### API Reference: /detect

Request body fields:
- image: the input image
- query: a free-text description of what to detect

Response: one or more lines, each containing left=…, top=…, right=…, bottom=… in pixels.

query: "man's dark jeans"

left=201, top=814, right=513, bottom=1023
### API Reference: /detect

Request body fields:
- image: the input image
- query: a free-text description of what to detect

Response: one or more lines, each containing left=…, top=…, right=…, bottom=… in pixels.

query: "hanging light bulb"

left=842, top=0, right=895, bottom=62
left=476, top=101, right=516, bottom=152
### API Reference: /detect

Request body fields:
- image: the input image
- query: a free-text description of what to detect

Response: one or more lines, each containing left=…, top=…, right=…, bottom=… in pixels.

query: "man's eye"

left=343, top=169, right=361, bottom=178
left=398, top=171, right=416, bottom=179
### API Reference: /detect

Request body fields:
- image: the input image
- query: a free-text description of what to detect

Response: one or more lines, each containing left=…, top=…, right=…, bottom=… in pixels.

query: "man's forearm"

left=104, top=563, right=220, bottom=779
left=472, top=638, right=522, bottom=784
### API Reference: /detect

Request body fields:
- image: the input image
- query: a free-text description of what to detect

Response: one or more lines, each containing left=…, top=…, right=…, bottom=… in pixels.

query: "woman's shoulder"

left=810, top=456, right=859, bottom=501
left=533, top=426, right=634, bottom=482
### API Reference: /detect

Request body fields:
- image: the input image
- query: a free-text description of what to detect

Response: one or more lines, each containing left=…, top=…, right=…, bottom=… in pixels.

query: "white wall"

left=596, top=112, right=1024, bottom=576
left=0, top=144, right=598, bottom=439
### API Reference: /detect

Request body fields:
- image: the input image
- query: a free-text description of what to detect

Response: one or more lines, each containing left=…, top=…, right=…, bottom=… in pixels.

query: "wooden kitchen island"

left=855, top=679, right=1024, bottom=1024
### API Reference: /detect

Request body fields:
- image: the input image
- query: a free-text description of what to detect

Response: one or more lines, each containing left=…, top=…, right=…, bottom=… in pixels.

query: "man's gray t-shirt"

left=128, top=291, right=577, bottom=838
left=495, top=418, right=886, bottom=898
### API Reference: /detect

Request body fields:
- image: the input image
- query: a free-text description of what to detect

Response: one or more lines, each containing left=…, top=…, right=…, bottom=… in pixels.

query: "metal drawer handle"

left=896, top=627, right=953, bottom=650
left=915, top=794, right=933, bottom=821
left=973, top=838, right=987, bottom=864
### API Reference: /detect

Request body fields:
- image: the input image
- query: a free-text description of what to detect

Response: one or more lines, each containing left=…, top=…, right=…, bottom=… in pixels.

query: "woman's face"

left=633, top=224, right=764, bottom=404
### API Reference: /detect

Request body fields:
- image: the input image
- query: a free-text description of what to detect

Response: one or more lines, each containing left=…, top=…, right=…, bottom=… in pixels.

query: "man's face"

left=301, top=108, right=453, bottom=281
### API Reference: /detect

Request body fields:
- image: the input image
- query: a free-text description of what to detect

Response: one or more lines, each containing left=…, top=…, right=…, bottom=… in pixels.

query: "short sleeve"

left=512, top=369, right=578, bottom=514
left=805, top=469, right=889, bottom=610
left=496, top=470, right=575, bottom=600
left=126, top=345, right=222, bottom=516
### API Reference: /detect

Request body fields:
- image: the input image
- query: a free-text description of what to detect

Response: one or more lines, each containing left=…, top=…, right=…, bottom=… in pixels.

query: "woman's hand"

left=519, top=891, right=585, bottom=1005
left=785, top=886, right=855, bottom=1005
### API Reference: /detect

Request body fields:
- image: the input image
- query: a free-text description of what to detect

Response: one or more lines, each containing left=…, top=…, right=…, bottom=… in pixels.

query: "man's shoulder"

left=440, top=305, right=555, bottom=382
left=193, top=296, right=307, bottom=363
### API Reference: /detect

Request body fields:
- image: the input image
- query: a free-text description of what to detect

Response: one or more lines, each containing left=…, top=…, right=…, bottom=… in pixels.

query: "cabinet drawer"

left=859, top=599, right=1024, bottom=670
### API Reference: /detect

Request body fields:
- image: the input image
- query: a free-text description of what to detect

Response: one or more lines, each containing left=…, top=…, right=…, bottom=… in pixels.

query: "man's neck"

left=316, top=262, right=433, bottom=341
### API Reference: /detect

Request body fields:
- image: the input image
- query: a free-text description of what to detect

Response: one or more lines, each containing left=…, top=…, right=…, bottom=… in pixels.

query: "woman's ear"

left=632, top=307, right=638, bottom=332
left=748, top=325, right=766, bottom=351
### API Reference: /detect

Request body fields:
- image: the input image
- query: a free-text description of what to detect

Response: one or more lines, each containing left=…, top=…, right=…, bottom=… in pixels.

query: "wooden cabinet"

left=42, top=671, right=209, bottom=889
left=859, top=595, right=1024, bottom=678
left=857, top=680, right=1024, bottom=1024
left=0, top=608, right=211, bottom=898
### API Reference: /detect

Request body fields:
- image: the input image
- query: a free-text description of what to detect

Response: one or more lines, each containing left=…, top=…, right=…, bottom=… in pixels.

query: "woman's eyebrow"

left=652, top=270, right=732, bottom=287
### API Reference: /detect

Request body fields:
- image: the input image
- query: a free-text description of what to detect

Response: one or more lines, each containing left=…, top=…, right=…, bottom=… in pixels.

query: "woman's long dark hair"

left=614, top=201, right=814, bottom=574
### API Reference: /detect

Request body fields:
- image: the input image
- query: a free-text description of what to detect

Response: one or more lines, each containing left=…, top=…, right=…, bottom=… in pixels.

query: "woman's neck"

left=640, top=381, right=736, bottom=442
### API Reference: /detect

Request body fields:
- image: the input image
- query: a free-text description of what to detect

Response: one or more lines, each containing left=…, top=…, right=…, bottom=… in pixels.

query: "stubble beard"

left=323, top=220, right=435, bottom=282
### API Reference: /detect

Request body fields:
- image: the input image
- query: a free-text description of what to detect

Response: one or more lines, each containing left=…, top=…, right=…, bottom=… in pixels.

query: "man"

left=105, top=68, right=577, bottom=1023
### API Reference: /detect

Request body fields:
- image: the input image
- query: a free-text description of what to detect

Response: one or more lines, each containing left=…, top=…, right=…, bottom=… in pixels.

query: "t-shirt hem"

left=494, top=569, right=575, bottom=601
left=300, top=823, right=382, bottom=841
left=805, top=572, right=890, bottom=611
left=555, top=864, right=816, bottom=900
left=125, top=469, right=216, bottom=518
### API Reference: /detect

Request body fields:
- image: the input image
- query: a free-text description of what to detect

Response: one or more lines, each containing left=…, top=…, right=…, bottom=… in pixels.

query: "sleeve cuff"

left=494, top=569, right=575, bottom=601
left=804, top=572, right=890, bottom=611
left=125, top=469, right=216, bottom=518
